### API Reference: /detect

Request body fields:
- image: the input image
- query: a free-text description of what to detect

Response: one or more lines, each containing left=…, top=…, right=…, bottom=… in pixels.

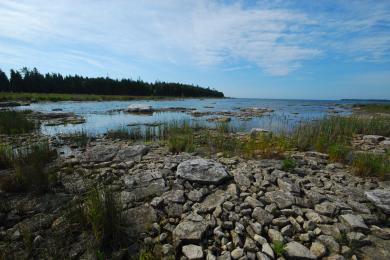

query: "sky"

left=0, top=0, right=389, bottom=99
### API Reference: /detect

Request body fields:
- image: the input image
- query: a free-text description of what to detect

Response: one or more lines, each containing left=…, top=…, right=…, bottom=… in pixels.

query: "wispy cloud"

left=0, top=0, right=389, bottom=76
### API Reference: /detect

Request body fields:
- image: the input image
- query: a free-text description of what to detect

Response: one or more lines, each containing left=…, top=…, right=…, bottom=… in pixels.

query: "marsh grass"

left=352, top=153, right=389, bottom=179
left=83, top=186, right=127, bottom=253
left=63, top=130, right=90, bottom=147
left=0, top=110, right=37, bottom=135
left=0, top=141, right=57, bottom=193
left=0, top=143, right=13, bottom=169
left=292, top=115, right=390, bottom=152
left=327, top=144, right=350, bottom=163
left=353, top=103, right=390, bottom=114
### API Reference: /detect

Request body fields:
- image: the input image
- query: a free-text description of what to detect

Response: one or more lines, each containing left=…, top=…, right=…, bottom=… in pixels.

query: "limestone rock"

left=177, top=159, right=229, bottom=184
left=284, top=241, right=317, bottom=260
left=365, top=189, right=390, bottom=214
left=182, top=244, right=204, bottom=260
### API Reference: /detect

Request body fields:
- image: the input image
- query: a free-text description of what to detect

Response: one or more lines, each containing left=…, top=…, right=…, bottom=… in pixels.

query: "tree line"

left=0, top=67, right=224, bottom=97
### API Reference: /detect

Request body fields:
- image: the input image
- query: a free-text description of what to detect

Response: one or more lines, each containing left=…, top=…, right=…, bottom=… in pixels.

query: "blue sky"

left=0, top=0, right=389, bottom=99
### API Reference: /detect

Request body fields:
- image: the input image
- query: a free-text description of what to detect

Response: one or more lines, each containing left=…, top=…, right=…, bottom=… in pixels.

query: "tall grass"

left=291, top=116, right=390, bottom=152
left=0, top=141, right=57, bottom=193
left=83, top=187, right=127, bottom=253
left=352, top=153, right=389, bottom=179
left=63, top=130, right=90, bottom=147
left=0, top=110, right=37, bottom=135
left=0, top=143, right=13, bottom=169
left=353, top=103, right=390, bottom=114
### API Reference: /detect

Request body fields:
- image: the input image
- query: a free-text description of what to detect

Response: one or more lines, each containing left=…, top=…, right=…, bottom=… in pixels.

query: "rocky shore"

left=1, top=133, right=389, bottom=259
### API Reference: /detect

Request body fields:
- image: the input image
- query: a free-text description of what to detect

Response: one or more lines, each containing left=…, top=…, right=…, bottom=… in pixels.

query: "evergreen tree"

left=0, top=69, right=10, bottom=91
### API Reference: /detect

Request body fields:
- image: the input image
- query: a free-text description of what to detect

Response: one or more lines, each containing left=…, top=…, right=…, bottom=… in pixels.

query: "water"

left=16, top=98, right=357, bottom=135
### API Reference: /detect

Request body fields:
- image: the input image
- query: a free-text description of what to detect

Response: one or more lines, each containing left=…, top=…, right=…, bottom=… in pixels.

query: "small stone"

left=244, top=237, right=258, bottom=252
left=262, top=243, right=275, bottom=259
left=162, top=244, right=174, bottom=255
left=231, top=247, right=244, bottom=259
left=182, top=244, right=204, bottom=260
left=33, top=235, right=43, bottom=246
left=256, top=252, right=271, bottom=260
left=252, top=207, right=274, bottom=225
left=310, top=241, right=327, bottom=258
left=268, top=229, right=284, bottom=243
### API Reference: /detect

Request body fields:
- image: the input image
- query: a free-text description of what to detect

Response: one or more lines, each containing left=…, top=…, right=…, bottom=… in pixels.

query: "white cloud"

left=0, top=0, right=389, bottom=76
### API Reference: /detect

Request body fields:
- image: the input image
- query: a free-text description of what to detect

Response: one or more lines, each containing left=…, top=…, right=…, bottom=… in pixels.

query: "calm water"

left=16, top=98, right=358, bottom=135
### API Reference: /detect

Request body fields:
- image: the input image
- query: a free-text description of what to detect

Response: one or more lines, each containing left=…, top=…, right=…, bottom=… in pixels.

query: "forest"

left=0, top=67, right=224, bottom=98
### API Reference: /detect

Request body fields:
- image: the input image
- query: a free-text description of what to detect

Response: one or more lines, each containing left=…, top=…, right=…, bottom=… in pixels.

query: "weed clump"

left=0, top=110, right=37, bottom=135
left=328, top=144, right=350, bottom=163
left=0, top=141, right=57, bottom=193
left=352, top=153, right=389, bottom=179
left=282, top=158, right=296, bottom=172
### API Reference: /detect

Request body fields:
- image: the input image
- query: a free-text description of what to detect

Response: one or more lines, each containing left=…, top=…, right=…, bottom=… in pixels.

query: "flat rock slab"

left=339, top=214, right=369, bottom=233
left=284, top=241, right=317, bottom=260
left=122, top=170, right=166, bottom=201
left=265, top=191, right=295, bottom=209
left=115, top=145, right=149, bottom=161
left=365, top=189, right=390, bottom=214
left=176, top=159, right=229, bottom=184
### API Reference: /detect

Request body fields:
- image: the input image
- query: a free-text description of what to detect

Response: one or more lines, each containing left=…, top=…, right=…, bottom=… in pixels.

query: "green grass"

left=0, top=110, right=38, bottom=135
left=0, top=143, right=13, bottom=169
left=327, top=144, right=350, bottom=163
left=84, top=186, right=127, bottom=253
left=353, top=103, right=390, bottom=114
left=0, top=141, right=57, bottom=193
left=272, top=240, right=285, bottom=257
left=0, top=92, right=198, bottom=102
left=282, top=158, right=297, bottom=172
left=291, top=115, right=390, bottom=152
left=166, top=122, right=195, bottom=153
left=62, top=130, right=90, bottom=147
left=351, top=153, right=389, bottom=179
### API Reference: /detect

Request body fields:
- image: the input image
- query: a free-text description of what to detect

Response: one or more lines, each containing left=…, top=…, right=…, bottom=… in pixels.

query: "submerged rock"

left=176, top=159, right=229, bottom=184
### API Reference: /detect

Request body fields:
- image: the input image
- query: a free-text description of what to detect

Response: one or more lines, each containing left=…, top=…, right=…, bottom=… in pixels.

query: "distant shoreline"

left=0, top=92, right=227, bottom=102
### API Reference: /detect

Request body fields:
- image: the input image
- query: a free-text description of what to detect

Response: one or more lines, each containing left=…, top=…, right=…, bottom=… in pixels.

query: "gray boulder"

left=176, top=159, right=229, bottom=184
left=182, top=244, right=204, bottom=260
left=284, top=241, right=317, bottom=260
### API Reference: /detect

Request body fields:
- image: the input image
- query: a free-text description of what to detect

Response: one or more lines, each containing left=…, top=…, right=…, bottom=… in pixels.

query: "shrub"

left=282, top=158, right=296, bottom=172
left=0, top=110, right=37, bottom=135
left=327, top=144, right=350, bottom=162
left=352, top=153, right=389, bottom=179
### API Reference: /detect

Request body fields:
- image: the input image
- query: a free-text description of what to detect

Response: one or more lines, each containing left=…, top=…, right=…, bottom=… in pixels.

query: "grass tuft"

left=351, top=153, right=389, bottom=179
left=0, top=110, right=38, bottom=135
left=272, top=240, right=285, bottom=257
left=282, top=158, right=297, bottom=172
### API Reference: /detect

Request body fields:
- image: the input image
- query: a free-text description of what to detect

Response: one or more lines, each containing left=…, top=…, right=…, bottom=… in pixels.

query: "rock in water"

left=365, top=189, right=390, bottom=214
left=176, top=159, right=229, bottom=184
left=284, top=241, right=317, bottom=260
left=126, top=104, right=153, bottom=113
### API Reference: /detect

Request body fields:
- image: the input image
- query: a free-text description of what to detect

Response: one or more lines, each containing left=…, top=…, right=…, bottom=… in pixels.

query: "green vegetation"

left=292, top=115, right=390, bottom=152
left=353, top=103, right=390, bottom=114
left=0, top=141, right=57, bottom=193
left=271, top=240, right=285, bottom=257
left=242, top=133, right=291, bottom=159
left=282, top=158, right=297, bottom=172
left=327, top=144, right=350, bottom=162
left=0, top=67, right=224, bottom=98
left=62, top=130, right=90, bottom=147
left=352, top=153, right=389, bottom=179
left=84, top=187, right=127, bottom=252
left=0, top=143, right=13, bottom=169
left=166, top=123, right=195, bottom=153
left=0, top=110, right=37, bottom=135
